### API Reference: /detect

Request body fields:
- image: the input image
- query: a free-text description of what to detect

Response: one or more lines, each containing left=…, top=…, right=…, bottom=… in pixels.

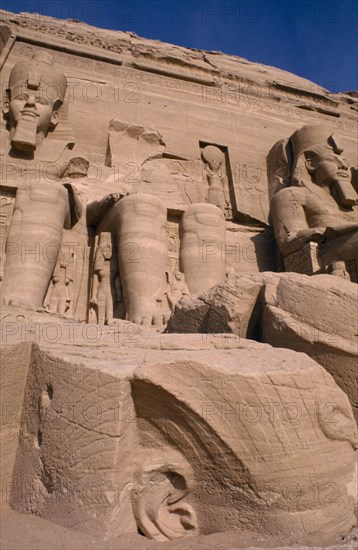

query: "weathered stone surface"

left=166, top=273, right=263, bottom=337
left=10, top=344, right=137, bottom=538
left=2, top=326, right=357, bottom=541
left=262, top=273, right=358, bottom=421
left=106, top=120, right=166, bottom=167
left=0, top=342, right=33, bottom=487
left=167, top=272, right=358, bottom=421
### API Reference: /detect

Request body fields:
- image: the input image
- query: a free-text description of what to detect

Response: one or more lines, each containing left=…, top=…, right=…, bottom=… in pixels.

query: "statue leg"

left=208, top=186, right=226, bottom=212
left=97, top=299, right=106, bottom=325
left=2, top=182, right=70, bottom=309
left=101, top=194, right=168, bottom=325
left=319, top=229, right=358, bottom=265
left=58, top=292, right=68, bottom=316
left=104, top=285, right=114, bottom=324
left=49, top=291, right=60, bottom=313
left=179, top=204, right=226, bottom=297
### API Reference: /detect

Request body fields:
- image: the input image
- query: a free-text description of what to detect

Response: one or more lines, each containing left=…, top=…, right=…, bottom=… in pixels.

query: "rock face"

left=166, top=272, right=263, bottom=336
left=167, top=272, right=358, bottom=421
left=262, top=273, right=358, bottom=421
left=2, top=323, right=357, bottom=541
left=0, top=8, right=357, bottom=547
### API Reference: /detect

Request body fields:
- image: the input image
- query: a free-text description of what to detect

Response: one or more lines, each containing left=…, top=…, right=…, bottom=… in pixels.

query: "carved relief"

left=201, top=143, right=233, bottom=219
left=166, top=216, right=190, bottom=312
left=0, top=190, right=15, bottom=283
left=3, top=15, right=126, bottom=55
left=89, top=232, right=123, bottom=325
left=166, top=219, right=180, bottom=273
left=165, top=271, right=190, bottom=311
left=43, top=244, right=74, bottom=316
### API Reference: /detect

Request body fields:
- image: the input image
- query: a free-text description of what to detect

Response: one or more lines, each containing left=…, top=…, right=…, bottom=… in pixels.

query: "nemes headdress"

left=267, top=125, right=346, bottom=199
left=289, top=125, right=356, bottom=206
left=8, top=50, right=67, bottom=103
left=290, top=125, right=343, bottom=158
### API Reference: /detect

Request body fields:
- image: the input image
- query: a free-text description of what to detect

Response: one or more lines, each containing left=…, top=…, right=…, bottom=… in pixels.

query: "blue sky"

left=1, top=0, right=357, bottom=92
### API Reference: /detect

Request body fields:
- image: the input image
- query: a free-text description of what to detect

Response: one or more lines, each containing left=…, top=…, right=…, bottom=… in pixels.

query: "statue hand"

left=180, top=295, right=192, bottom=307
left=324, top=223, right=358, bottom=239
left=295, top=227, right=326, bottom=243
left=120, top=191, right=138, bottom=198
left=106, top=193, right=121, bottom=205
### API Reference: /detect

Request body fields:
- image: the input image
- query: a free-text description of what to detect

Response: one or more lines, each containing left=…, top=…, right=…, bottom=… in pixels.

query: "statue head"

left=62, top=157, right=89, bottom=179
left=3, top=50, right=67, bottom=153
left=202, top=145, right=224, bottom=173
left=290, top=125, right=356, bottom=206
left=98, top=232, right=113, bottom=260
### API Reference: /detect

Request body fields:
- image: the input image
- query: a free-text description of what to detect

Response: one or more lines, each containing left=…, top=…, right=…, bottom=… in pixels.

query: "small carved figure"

left=0, top=194, right=15, bottom=282
left=165, top=271, right=190, bottom=311
left=202, top=145, right=231, bottom=218
left=90, top=232, right=120, bottom=325
left=44, top=245, right=74, bottom=315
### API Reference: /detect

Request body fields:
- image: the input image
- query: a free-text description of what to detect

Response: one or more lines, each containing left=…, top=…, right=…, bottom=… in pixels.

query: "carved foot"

left=135, top=314, right=164, bottom=327
left=130, top=310, right=170, bottom=327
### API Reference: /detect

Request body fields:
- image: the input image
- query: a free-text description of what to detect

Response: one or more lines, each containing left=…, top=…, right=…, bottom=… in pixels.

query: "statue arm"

left=323, top=223, right=358, bottom=239
left=90, top=271, right=100, bottom=304
left=87, top=193, right=121, bottom=226
left=271, top=189, right=323, bottom=255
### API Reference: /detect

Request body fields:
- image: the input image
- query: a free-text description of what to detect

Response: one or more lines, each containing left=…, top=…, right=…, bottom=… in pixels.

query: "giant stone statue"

left=87, top=194, right=226, bottom=325
left=269, top=125, right=358, bottom=280
left=1, top=51, right=82, bottom=309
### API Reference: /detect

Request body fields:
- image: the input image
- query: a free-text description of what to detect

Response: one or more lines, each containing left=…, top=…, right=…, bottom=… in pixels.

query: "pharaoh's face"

left=101, top=242, right=112, bottom=260
left=307, top=150, right=350, bottom=187
left=4, top=84, right=59, bottom=150
left=208, top=159, right=222, bottom=173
